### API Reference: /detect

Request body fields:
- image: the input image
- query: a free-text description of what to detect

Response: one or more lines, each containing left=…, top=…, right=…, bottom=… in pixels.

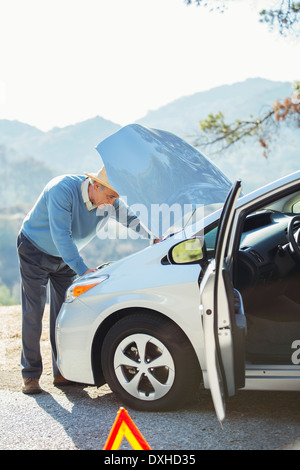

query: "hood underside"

left=96, top=124, right=232, bottom=237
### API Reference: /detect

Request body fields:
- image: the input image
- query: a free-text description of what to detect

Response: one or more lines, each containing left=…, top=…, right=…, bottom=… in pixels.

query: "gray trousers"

left=17, top=232, right=77, bottom=378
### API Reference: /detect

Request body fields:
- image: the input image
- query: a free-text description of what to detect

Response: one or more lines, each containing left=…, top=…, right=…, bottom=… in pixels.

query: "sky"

left=0, top=0, right=299, bottom=131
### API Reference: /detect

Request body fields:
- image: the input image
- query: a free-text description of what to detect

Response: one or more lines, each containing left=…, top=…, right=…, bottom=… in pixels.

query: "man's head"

left=88, top=180, right=118, bottom=208
left=84, top=166, right=119, bottom=208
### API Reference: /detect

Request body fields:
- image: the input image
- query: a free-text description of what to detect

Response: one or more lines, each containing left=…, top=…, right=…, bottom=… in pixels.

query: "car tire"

left=101, top=312, right=200, bottom=411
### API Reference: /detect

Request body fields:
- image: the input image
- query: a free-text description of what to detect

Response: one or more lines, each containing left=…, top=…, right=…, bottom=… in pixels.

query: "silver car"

left=56, top=125, right=300, bottom=423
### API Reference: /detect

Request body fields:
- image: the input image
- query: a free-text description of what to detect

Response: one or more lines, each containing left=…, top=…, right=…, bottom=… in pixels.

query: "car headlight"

left=65, top=275, right=109, bottom=303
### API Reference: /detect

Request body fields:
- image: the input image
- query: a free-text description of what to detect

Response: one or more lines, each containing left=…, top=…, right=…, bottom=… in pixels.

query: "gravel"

left=1, top=376, right=300, bottom=450
left=1, top=305, right=300, bottom=451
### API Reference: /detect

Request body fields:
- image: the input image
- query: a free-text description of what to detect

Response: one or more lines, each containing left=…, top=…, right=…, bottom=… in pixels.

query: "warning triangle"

left=103, top=407, right=151, bottom=450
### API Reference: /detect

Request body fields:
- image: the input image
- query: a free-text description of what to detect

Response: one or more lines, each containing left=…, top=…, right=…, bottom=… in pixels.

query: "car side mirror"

left=169, top=238, right=205, bottom=264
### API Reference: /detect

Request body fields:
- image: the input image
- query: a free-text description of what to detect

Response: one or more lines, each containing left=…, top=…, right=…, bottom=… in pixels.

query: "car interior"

left=164, top=185, right=300, bottom=366
left=232, top=188, right=300, bottom=365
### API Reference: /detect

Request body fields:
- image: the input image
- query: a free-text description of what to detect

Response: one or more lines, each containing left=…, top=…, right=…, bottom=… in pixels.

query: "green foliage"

left=293, top=80, right=300, bottom=98
left=199, top=110, right=273, bottom=152
left=198, top=81, right=300, bottom=157
left=0, top=215, right=22, bottom=303
left=0, top=151, right=53, bottom=304
left=185, top=2, right=300, bottom=155
left=184, top=0, right=227, bottom=11
left=0, top=280, right=18, bottom=306
left=0, top=147, right=55, bottom=208
left=199, top=111, right=239, bottom=145
left=185, top=0, right=300, bottom=35
left=259, top=2, right=300, bottom=36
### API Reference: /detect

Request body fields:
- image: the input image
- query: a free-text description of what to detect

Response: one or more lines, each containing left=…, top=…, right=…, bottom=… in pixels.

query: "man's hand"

left=83, top=268, right=98, bottom=275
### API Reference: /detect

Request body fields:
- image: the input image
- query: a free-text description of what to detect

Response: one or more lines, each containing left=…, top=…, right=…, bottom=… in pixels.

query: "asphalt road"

left=0, top=373, right=299, bottom=451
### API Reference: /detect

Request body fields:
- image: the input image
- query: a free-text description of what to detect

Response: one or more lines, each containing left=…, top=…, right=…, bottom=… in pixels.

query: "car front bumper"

left=56, top=298, right=97, bottom=384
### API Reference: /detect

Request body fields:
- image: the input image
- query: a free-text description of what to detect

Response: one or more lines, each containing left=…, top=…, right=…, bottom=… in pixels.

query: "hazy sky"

left=0, top=0, right=299, bottom=131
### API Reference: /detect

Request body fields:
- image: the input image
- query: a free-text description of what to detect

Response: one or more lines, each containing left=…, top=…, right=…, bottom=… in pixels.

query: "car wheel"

left=101, top=312, right=200, bottom=411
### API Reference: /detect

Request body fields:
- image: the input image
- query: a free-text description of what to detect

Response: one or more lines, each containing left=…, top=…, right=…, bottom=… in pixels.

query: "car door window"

left=203, top=223, right=218, bottom=258
left=292, top=200, right=300, bottom=213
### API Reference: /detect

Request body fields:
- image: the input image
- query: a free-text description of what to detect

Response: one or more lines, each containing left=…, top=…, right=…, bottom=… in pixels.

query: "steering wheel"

left=287, top=215, right=300, bottom=259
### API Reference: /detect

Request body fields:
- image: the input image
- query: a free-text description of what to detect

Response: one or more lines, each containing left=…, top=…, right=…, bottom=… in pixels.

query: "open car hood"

left=95, top=124, right=232, bottom=237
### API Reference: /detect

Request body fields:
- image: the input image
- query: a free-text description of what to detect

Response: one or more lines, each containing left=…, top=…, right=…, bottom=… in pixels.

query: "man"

left=17, top=167, right=154, bottom=394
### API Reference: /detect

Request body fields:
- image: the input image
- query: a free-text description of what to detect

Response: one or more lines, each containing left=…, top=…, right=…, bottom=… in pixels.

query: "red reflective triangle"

left=103, top=407, right=151, bottom=450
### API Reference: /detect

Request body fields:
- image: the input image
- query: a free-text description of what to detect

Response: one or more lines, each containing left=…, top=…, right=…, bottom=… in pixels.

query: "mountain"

left=0, top=77, right=299, bottom=303
left=0, top=145, right=56, bottom=208
left=137, top=78, right=299, bottom=192
left=0, top=77, right=298, bottom=199
left=137, top=78, right=293, bottom=135
left=0, top=120, right=43, bottom=145
left=0, top=116, right=121, bottom=175
left=0, top=78, right=300, bottom=197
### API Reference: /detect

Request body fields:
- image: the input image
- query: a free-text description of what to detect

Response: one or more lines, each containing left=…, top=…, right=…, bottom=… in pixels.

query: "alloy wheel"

left=113, top=333, right=175, bottom=401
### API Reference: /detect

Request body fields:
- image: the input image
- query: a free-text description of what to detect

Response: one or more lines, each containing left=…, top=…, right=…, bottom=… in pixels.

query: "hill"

left=0, top=116, right=121, bottom=175
left=137, top=78, right=292, bottom=135
left=137, top=78, right=299, bottom=192
left=1, top=78, right=297, bottom=197
left=0, top=77, right=299, bottom=303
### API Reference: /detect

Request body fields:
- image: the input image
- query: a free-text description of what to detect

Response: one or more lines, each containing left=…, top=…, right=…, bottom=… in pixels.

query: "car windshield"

left=163, top=202, right=224, bottom=238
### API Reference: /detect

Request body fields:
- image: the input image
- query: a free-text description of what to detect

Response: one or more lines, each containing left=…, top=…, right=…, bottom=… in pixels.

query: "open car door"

left=200, top=180, right=246, bottom=425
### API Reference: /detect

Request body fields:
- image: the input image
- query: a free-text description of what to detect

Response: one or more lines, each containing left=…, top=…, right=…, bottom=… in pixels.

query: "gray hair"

left=89, top=178, right=105, bottom=190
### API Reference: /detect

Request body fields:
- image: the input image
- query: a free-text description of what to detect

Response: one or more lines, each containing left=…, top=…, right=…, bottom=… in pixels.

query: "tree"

left=184, top=1, right=300, bottom=156
left=197, top=81, right=300, bottom=158
left=184, top=0, right=300, bottom=36
left=260, top=1, right=300, bottom=36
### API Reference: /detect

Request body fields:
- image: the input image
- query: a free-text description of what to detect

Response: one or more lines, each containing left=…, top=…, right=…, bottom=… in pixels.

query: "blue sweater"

left=21, top=175, right=152, bottom=275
